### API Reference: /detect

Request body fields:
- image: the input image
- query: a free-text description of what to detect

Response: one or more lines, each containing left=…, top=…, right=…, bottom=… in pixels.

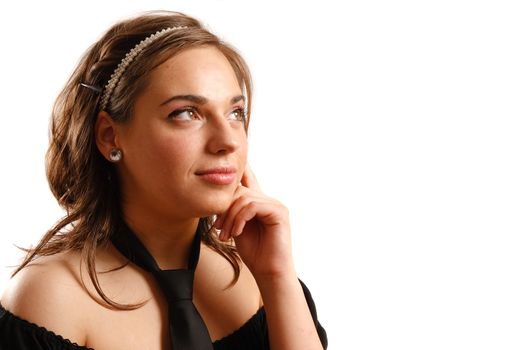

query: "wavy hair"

left=13, top=11, right=252, bottom=310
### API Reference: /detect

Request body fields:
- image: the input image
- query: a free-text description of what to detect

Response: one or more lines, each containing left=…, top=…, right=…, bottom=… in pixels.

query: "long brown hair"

left=13, top=11, right=252, bottom=310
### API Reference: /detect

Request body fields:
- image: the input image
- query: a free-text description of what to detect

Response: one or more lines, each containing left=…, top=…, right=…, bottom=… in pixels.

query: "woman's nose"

left=205, top=116, right=242, bottom=155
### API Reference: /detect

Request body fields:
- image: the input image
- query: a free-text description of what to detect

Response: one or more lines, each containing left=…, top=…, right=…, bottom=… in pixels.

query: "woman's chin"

left=194, top=195, right=235, bottom=217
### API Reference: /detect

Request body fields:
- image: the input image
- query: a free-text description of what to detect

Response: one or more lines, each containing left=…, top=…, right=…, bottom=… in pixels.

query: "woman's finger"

left=221, top=198, right=268, bottom=240
left=218, top=194, right=255, bottom=239
left=214, top=185, right=248, bottom=229
left=241, top=163, right=261, bottom=191
left=214, top=185, right=264, bottom=230
left=218, top=194, right=274, bottom=240
left=230, top=200, right=283, bottom=239
left=230, top=202, right=259, bottom=238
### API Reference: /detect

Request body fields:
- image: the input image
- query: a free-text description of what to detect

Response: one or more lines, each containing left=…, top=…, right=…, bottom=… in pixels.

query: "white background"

left=1, top=1, right=524, bottom=349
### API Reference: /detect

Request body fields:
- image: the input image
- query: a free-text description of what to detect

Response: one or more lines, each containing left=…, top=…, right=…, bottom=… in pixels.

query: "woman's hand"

left=214, top=164, right=296, bottom=279
left=215, top=165, right=324, bottom=350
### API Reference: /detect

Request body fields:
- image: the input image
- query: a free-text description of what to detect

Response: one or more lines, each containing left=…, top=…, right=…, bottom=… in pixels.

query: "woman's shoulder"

left=197, top=243, right=262, bottom=307
left=1, top=250, right=90, bottom=345
left=194, top=243, right=263, bottom=341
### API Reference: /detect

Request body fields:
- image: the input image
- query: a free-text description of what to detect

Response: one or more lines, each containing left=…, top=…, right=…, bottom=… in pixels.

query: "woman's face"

left=116, top=45, right=248, bottom=220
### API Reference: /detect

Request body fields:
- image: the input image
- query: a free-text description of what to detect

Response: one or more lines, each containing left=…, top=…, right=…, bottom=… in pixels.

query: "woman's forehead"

left=145, top=46, right=242, bottom=99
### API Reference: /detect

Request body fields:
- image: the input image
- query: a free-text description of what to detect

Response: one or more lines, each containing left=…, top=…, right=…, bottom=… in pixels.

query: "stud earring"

left=108, top=148, right=123, bottom=162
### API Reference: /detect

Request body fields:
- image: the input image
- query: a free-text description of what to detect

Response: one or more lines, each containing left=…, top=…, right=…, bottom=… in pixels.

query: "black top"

left=0, top=279, right=328, bottom=349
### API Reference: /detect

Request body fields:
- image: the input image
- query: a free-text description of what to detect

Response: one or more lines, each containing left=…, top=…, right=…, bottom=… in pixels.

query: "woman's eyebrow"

left=231, top=95, right=245, bottom=104
left=160, top=94, right=245, bottom=107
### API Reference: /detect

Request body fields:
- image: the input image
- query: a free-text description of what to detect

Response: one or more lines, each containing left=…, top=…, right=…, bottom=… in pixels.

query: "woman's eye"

left=228, top=108, right=246, bottom=122
left=168, top=108, right=197, bottom=121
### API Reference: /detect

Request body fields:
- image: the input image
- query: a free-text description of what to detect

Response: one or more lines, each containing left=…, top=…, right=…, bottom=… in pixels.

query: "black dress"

left=0, top=279, right=328, bottom=349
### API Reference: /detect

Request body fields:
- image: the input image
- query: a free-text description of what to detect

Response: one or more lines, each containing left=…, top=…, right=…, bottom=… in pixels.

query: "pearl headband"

left=100, top=26, right=187, bottom=111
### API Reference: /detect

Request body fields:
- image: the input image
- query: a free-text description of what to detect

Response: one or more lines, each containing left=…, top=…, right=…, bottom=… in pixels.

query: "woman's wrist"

left=253, top=263, right=298, bottom=296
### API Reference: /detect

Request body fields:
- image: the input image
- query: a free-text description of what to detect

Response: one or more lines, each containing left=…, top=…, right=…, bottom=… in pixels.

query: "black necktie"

left=111, top=220, right=213, bottom=350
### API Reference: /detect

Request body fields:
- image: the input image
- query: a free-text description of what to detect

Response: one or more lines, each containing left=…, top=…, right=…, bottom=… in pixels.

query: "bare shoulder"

left=197, top=243, right=261, bottom=302
left=195, top=243, right=262, bottom=318
left=1, top=250, right=89, bottom=344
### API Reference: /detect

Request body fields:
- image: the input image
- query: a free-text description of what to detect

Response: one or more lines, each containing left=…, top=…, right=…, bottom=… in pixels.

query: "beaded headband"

left=99, top=26, right=187, bottom=111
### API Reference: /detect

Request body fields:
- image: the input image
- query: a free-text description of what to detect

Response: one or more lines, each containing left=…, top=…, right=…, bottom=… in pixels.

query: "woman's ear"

left=95, top=111, right=120, bottom=161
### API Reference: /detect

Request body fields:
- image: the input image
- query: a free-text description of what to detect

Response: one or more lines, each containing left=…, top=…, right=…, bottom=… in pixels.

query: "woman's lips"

left=195, top=166, right=237, bottom=185
left=197, top=172, right=236, bottom=185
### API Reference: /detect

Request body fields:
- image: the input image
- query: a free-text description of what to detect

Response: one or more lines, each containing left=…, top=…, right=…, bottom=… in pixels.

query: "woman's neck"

left=122, top=208, right=201, bottom=270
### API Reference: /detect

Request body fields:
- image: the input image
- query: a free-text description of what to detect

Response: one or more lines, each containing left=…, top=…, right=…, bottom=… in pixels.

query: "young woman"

left=0, top=11, right=327, bottom=350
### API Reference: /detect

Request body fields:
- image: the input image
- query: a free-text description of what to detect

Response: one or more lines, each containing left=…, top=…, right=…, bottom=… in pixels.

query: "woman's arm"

left=256, top=270, right=324, bottom=350
left=215, top=165, right=324, bottom=350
